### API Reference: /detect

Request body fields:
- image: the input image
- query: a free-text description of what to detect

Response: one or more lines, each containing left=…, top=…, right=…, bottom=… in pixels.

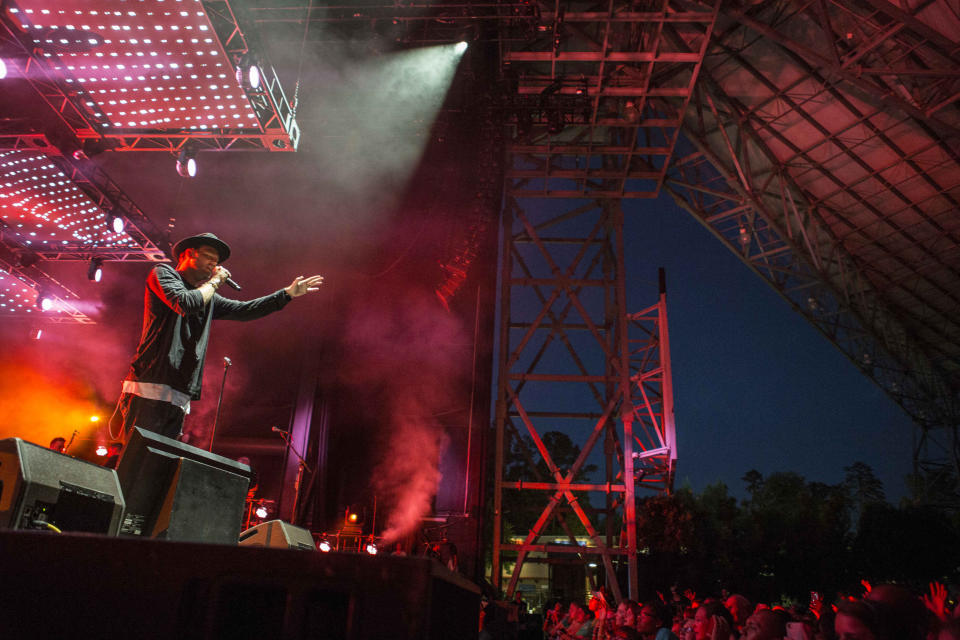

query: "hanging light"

left=88, top=257, right=104, bottom=282
left=107, top=213, right=125, bottom=234
left=36, top=290, right=53, bottom=311
left=176, top=146, right=198, bottom=178
left=235, top=58, right=261, bottom=90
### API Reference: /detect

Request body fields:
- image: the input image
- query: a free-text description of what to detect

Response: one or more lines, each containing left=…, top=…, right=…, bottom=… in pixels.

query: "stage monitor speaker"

left=0, top=438, right=124, bottom=535
left=239, top=519, right=315, bottom=550
left=116, top=427, right=251, bottom=545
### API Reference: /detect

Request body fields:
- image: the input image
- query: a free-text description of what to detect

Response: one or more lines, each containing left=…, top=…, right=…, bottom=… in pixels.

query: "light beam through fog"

left=303, top=43, right=467, bottom=215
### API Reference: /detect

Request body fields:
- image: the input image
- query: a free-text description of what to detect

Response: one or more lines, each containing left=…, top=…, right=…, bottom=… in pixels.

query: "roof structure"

left=664, top=0, right=960, bottom=496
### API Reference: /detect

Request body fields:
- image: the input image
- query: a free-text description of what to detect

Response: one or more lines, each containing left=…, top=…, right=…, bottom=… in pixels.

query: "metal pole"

left=208, top=356, right=231, bottom=452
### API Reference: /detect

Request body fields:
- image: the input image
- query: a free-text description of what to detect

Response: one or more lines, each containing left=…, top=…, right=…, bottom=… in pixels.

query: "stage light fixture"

left=236, top=62, right=261, bottom=91
left=96, top=445, right=108, bottom=457
left=454, top=41, right=468, bottom=54
left=88, top=257, right=104, bottom=282
left=248, top=65, right=261, bottom=90
left=176, top=147, right=198, bottom=178
left=317, top=538, right=332, bottom=553
left=36, top=291, right=53, bottom=312
left=254, top=505, right=268, bottom=519
left=107, top=213, right=125, bottom=234
left=364, top=540, right=378, bottom=555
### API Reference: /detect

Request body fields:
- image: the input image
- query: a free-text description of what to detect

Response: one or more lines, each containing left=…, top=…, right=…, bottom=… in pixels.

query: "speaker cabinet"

left=0, top=438, right=125, bottom=535
left=239, top=519, right=315, bottom=550
left=117, top=427, right=251, bottom=544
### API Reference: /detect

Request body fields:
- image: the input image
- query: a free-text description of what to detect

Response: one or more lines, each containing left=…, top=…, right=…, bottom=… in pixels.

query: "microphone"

left=271, top=426, right=288, bottom=434
left=223, top=357, right=232, bottom=367
left=225, top=278, right=241, bottom=290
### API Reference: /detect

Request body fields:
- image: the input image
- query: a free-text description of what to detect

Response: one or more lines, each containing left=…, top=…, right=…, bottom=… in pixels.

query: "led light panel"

left=0, top=268, right=61, bottom=317
left=9, top=0, right=260, bottom=133
left=0, top=149, right=136, bottom=249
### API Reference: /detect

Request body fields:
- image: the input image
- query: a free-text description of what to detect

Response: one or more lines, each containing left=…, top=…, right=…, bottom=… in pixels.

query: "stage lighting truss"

left=0, top=146, right=167, bottom=262
left=0, top=255, right=91, bottom=323
left=2, top=0, right=300, bottom=153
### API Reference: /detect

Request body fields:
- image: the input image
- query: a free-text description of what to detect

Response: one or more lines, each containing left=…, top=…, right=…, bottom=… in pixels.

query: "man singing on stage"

left=114, top=232, right=323, bottom=441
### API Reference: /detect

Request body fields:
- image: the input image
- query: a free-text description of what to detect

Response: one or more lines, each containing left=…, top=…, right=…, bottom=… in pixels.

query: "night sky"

left=622, top=196, right=914, bottom=502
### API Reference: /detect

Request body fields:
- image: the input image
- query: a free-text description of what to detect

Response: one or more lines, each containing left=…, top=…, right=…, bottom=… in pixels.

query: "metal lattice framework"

left=491, top=0, right=960, bottom=594
left=490, top=0, right=721, bottom=598
left=0, top=135, right=168, bottom=262
left=492, top=198, right=677, bottom=600
left=660, top=0, right=960, bottom=503
left=0, top=0, right=299, bottom=152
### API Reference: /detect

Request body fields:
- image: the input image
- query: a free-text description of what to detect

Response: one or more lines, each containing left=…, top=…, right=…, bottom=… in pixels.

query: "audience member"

left=638, top=600, right=679, bottom=640
left=725, top=595, right=753, bottom=637
left=741, top=609, right=786, bottom=640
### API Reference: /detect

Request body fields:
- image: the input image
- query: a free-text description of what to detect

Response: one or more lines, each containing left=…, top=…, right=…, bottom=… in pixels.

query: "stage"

left=0, top=530, right=480, bottom=640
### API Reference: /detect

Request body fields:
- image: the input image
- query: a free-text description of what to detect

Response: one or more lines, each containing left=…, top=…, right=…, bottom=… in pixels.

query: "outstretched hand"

left=284, top=275, right=324, bottom=298
left=923, top=581, right=950, bottom=621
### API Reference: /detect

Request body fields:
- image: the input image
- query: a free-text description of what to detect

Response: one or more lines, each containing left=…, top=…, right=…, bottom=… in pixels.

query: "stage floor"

left=0, top=530, right=479, bottom=640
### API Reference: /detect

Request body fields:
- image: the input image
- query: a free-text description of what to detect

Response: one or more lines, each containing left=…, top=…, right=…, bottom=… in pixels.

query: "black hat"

left=173, top=232, right=231, bottom=263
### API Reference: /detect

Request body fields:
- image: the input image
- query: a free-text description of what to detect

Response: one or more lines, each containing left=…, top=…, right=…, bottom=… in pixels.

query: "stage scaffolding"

left=0, top=0, right=301, bottom=323
left=490, top=0, right=718, bottom=599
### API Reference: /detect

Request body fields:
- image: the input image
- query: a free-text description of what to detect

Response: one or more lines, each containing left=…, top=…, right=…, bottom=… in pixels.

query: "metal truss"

left=0, top=0, right=299, bottom=153
left=500, top=0, right=721, bottom=199
left=0, top=135, right=169, bottom=263
left=490, top=0, right=714, bottom=599
left=0, top=244, right=92, bottom=324
left=491, top=195, right=676, bottom=601
left=0, top=16, right=106, bottom=138
left=661, top=0, right=960, bottom=499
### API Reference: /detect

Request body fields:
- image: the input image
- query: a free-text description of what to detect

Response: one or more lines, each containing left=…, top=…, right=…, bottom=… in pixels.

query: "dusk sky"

left=621, top=195, right=914, bottom=502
